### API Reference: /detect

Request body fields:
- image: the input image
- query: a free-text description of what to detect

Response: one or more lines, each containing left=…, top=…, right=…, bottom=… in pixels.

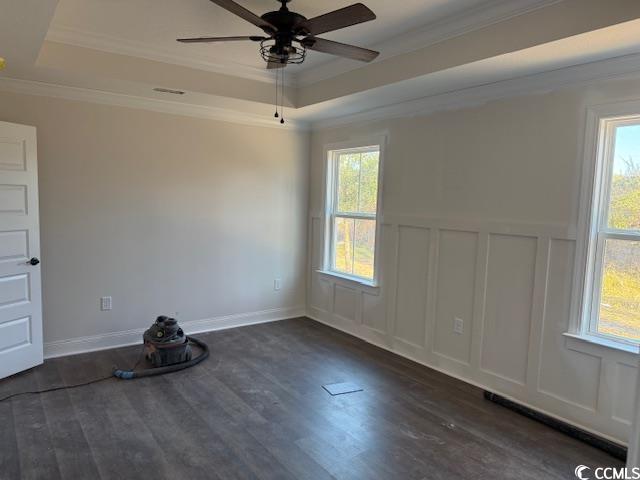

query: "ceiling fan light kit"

left=259, top=38, right=306, bottom=66
left=178, top=0, right=380, bottom=123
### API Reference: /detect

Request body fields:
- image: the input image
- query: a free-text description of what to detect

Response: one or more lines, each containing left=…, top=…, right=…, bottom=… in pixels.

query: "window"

left=325, top=143, right=382, bottom=284
left=581, top=116, right=640, bottom=345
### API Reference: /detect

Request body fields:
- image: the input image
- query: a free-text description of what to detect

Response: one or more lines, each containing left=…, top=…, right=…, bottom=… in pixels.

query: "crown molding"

left=47, top=1, right=558, bottom=89
left=45, top=25, right=294, bottom=86
left=311, top=52, right=640, bottom=130
left=297, top=0, right=561, bottom=87
left=0, top=77, right=309, bottom=131
left=4, top=48, right=640, bottom=134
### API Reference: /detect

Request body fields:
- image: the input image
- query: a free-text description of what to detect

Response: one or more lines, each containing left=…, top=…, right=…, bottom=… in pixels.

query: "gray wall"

left=0, top=90, right=309, bottom=349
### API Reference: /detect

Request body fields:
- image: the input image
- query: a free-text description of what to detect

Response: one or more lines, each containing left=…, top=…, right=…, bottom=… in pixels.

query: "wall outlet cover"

left=100, top=296, right=112, bottom=311
left=454, top=317, right=464, bottom=334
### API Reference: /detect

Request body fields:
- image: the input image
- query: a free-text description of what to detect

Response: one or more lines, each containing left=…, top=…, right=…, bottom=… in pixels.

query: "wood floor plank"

left=168, top=373, right=298, bottom=480
left=222, top=327, right=498, bottom=479
left=222, top=321, right=611, bottom=478
left=57, top=350, right=183, bottom=480
left=0, top=318, right=625, bottom=480
left=9, top=369, right=62, bottom=480
left=208, top=328, right=524, bottom=479
left=111, top=348, right=259, bottom=480
left=0, top=392, right=21, bottom=479
left=285, top=319, right=620, bottom=471
left=32, top=360, right=102, bottom=480
left=197, top=339, right=337, bottom=480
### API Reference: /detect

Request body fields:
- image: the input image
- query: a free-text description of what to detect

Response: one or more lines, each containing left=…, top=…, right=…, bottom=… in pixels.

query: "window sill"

left=563, top=332, right=640, bottom=357
left=315, top=270, right=380, bottom=294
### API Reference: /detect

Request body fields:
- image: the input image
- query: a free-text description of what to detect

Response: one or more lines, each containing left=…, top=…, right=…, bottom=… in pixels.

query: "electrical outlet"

left=453, top=317, right=464, bottom=335
left=100, top=296, right=112, bottom=311
left=274, top=279, right=282, bottom=291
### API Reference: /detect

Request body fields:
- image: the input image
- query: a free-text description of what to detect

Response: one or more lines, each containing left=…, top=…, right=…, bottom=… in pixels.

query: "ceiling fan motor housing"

left=259, top=6, right=309, bottom=64
left=261, top=10, right=307, bottom=35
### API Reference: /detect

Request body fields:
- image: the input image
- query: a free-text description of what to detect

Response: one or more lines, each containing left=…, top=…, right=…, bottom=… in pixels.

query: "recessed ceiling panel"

left=48, top=0, right=496, bottom=73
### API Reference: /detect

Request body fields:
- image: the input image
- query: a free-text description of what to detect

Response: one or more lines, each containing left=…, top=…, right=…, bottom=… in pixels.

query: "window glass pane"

left=358, top=151, right=379, bottom=214
left=334, top=217, right=355, bottom=275
left=330, top=146, right=380, bottom=281
left=354, top=219, right=376, bottom=280
left=597, top=239, right=640, bottom=341
left=608, top=125, right=640, bottom=230
left=337, top=153, right=360, bottom=213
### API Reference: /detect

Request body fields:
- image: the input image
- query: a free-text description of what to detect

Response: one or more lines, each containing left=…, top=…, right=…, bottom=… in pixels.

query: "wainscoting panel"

left=394, top=226, right=431, bottom=349
left=307, top=213, right=638, bottom=444
left=433, top=230, right=478, bottom=365
left=334, top=285, right=358, bottom=323
left=480, top=234, right=537, bottom=386
left=310, top=278, right=332, bottom=314
left=362, top=291, right=386, bottom=333
left=613, top=363, right=638, bottom=425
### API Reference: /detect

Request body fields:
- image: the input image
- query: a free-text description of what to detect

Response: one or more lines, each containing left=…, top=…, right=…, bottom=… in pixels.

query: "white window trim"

left=320, top=134, right=387, bottom=289
left=568, top=100, right=640, bottom=354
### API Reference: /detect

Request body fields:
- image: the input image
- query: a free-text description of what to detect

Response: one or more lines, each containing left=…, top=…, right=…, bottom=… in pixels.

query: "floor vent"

left=153, top=87, right=185, bottom=95
left=322, top=382, right=363, bottom=396
left=484, top=391, right=626, bottom=461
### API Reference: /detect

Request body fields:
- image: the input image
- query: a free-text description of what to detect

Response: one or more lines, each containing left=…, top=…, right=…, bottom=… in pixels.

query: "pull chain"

left=272, top=63, right=286, bottom=125
left=274, top=65, right=279, bottom=118
left=280, top=68, right=285, bottom=124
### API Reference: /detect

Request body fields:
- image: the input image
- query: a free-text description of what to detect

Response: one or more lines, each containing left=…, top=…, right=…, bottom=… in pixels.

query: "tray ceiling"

left=48, top=0, right=499, bottom=75
left=4, top=0, right=640, bottom=130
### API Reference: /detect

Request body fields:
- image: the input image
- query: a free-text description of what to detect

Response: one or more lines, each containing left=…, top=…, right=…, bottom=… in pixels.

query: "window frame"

left=572, top=103, right=640, bottom=352
left=321, top=136, right=386, bottom=287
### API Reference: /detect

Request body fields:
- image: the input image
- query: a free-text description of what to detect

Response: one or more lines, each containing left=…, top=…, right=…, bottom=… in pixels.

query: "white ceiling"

left=1, top=0, right=59, bottom=67
left=4, top=0, right=640, bottom=130
left=48, top=0, right=498, bottom=74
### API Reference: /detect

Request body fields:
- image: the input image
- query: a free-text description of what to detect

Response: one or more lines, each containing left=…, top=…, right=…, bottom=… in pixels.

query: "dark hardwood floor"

left=0, top=317, right=622, bottom=479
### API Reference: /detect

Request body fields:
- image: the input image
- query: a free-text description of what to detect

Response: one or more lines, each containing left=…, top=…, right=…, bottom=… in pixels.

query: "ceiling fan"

left=177, top=0, right=380, bottom=69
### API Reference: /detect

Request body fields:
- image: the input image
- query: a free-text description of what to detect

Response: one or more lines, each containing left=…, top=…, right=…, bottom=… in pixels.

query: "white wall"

left=0, top=90, right=309, bottom=355
left=307, top=77, right=640, bottom=444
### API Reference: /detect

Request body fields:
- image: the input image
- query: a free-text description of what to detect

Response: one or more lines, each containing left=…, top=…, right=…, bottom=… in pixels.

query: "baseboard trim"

left=44, top=306, right=306, bottom=359
left=305, top=310, right=628, bottom=448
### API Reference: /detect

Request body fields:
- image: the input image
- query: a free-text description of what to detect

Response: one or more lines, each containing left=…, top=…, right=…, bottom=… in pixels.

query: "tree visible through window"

left=589, top=122, right=640, bottom=342
left=328, top=146, right=380, bottom=282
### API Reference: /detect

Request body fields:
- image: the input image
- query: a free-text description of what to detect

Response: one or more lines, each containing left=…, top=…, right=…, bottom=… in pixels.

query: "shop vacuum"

left=0, top=316, right=210, bottom=404
left=113, top=316, right=209, bottom=379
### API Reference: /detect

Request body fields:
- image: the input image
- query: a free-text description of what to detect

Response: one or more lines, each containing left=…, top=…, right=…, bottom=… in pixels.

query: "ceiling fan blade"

left=299, top=3, right=376, bottom=36
left=209, top=0, right=276, bottom=32
left=177, top=35, right=266, bottom=43
left=300, top=37, right=379, bottom=62
left=267, top=59, right=286, bottom=70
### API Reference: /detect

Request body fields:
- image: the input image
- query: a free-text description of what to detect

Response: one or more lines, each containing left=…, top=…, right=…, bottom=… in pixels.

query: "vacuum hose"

left=112, top=336, right=209, bottom=380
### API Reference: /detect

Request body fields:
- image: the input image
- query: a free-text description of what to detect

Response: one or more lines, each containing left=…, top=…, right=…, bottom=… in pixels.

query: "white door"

left=0, top=121, right=42, bottom=379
